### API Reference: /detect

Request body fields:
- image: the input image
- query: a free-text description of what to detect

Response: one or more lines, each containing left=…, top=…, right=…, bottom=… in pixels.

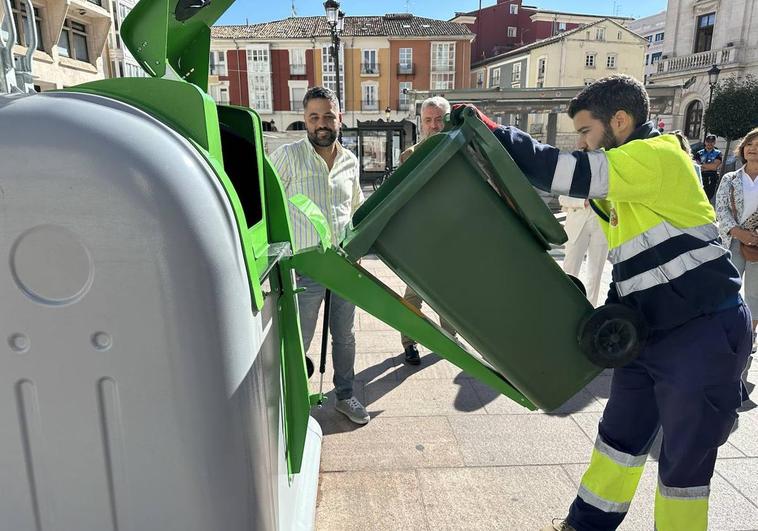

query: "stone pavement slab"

left=417, top=466, right=579, bottom=531
left=448, top=414, right=594, bottom=466
left=314, top=415, right=464, bottom=472
left=316, top=470, right=429, bottom=531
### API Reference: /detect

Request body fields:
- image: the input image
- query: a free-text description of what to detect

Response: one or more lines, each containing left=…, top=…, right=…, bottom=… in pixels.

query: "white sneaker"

left=335, top=396, right=370, bottom=425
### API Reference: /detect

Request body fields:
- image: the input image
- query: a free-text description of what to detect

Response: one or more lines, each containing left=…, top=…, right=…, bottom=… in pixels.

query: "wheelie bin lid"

left=344, top=106, right=567, bottom=259
left=120, top=0, right=230, bottom=91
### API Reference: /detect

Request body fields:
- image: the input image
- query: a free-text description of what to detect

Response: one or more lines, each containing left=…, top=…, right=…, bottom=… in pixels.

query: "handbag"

left=729, top=187, right=758, bottom=261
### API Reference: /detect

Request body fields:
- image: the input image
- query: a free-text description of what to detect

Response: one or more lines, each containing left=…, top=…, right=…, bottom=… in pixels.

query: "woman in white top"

left=715, top=128, right=758, bottom=328
left=716, top=128, right=758, bottom=404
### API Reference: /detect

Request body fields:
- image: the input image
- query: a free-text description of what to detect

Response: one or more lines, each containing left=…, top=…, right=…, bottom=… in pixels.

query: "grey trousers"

left=400, top=285, right=457, bottom=349
left=296, top=275, right=356, bottom=400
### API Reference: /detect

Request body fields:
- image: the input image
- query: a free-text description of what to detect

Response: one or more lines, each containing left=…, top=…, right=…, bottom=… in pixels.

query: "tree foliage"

left=704, top=75, right=758, bottom=141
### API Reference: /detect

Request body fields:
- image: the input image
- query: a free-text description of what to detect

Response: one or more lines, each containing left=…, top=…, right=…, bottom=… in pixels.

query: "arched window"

left=684, top=100, right=703, bottom=139
left=286, top=121, right=306, bottom=131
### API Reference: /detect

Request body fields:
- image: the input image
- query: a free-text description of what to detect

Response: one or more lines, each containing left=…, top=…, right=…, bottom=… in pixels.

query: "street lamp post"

left=704, top=63, right=721, bottom=141
left=323, top=1, right=344, bottom=110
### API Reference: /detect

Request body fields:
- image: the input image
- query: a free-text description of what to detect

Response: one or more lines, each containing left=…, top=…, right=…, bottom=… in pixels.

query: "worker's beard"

left=308, top=127, right=338, bottom=148
left=600, top=123, right=619, bottom=150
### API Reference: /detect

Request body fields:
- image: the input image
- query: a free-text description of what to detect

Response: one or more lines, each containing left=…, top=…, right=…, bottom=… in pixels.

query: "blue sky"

left=217, top=0, right=668, bottom=26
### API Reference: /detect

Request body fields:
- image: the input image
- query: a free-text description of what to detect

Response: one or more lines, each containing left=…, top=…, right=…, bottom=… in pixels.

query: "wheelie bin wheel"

left=567, top=275, right=587, bottom=297
left=579, top=304, right=648, bottom=368
left=305, top=356, right=315, bottom=377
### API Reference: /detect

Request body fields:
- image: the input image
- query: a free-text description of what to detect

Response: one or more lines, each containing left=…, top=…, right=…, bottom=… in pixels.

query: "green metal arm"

left=288, top=247, right=536, bottom=410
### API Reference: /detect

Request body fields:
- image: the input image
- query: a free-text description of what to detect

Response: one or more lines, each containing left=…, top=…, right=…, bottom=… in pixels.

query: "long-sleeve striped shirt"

left=269, top=137, right=364, bottom=251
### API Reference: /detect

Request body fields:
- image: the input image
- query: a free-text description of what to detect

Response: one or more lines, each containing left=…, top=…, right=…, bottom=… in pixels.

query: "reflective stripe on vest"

left=578, top=435, right=646, bottom=514
left=608, top=222, right=720, bottom=264
left=607, top=221, right=727, bottom=298
left=654, top=479, right=709, bottom=531
left=615, top=245, right=728, bottom=297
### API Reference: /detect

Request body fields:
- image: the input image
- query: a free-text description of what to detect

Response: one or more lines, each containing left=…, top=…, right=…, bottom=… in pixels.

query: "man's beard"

left=599, top=123, right=619, bottom=150
left=308, top=127, right=338, bottom=148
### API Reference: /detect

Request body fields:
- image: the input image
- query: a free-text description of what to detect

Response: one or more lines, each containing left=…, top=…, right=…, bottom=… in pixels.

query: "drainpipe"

left=232, top=37, right=242, bottom=107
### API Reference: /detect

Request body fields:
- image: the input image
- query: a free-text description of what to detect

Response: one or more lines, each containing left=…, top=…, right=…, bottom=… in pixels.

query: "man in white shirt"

left=397, top=97, right=459, bottom=365
left=269, top=86, right=369, bottom=425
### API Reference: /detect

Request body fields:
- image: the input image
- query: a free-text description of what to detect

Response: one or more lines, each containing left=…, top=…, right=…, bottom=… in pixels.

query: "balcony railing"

left=397, top=63, right=414, bottom=75
left=361, top=100, right=379, bottom=111
left=655, top=46, right=740, bottom=75
left=290, top=64, right=306, bottom=76
left=360, top=63, right=380, bottom=75
left=290, top=100, right=304, bottom=112
left=397, top=100, right=411, bottom=111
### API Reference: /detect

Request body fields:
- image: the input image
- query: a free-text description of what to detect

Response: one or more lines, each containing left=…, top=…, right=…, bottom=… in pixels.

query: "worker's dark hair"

left=303, top=86, right=340, bottom=112
left=568, top=74, right=649, bottom=128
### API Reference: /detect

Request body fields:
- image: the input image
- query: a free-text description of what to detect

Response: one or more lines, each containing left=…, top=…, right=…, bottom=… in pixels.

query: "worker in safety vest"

left=456, top=74, right=750, bottom=531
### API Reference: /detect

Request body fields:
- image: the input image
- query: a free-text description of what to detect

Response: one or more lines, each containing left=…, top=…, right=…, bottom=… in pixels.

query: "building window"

left=399, top=81, right=412, bottom=110
left=596, top=27, right=605, bottom=40
left=606, top=54, right=617, bottom=69
left=489, top=68, right=500, bottom=87
left=209, top=50, right=227, bottom=76
left=558, top=22, right=566, bottom=31
left=11, top=0, right=44, bottom=50
left=645, top=54, right=649, bottom=65
left=509, top=3, right=518, bottom=14
left=684, top=100, right=703, bottom=139
left=399, top=47, right=413, bottom=74
left=537, top=57, right=546, bottom=79
left=58, top=19, right=89, bottom=62
left=585, top=53, right=596, bottom=68
left=361, top=49, right=378, bottom=75
left=290, top=85, right=306, bottom=112
left=361, top=83, right=378, bottom=111
left=475, top=71, right=484, bottom=87
left=651, top=52, right=662, bottom=63
left=321, top=46, right=344, bottom=104
left=647, top=35, right=653, bottom=43
left=511, top=62, right=521, bottom=83
left=654, top=32, right=664, bottom=42
left=695, top=12, right=715, bottom=53
left=219, top=87, right=229, bottom=104
left=289, top=48, right=305, bottom=75
left=247, top=48, right=272, bottom=111
left=507, top=26, right=517, bottom=38
left=431, top=42, right=455, bottom=89
left=584, top=78, right=595, bottom=86
left=431, top=73, right=454, bottom=90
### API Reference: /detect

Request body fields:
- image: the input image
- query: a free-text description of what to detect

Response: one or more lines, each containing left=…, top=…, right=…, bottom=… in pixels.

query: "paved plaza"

left=310, top=241, right=758, bottom=531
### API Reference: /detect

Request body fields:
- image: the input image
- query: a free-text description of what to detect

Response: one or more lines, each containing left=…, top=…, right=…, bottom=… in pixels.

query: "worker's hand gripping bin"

left=0, top=0, right=322, bottom=527
left=341, top=107, right=648, bottom=412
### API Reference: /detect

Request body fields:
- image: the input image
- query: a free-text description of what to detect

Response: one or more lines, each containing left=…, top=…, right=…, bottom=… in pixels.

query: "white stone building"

left=649, top=0, right=758, bottom=150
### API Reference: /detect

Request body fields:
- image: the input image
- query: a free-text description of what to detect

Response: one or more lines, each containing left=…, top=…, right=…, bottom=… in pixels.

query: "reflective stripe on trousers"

left=655, top=480, right=708, bottom=531
left=577, top=434, right=646, bottom=514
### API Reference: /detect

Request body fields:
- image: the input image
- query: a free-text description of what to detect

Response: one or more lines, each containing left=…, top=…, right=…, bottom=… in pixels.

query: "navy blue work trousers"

left=568, top=302, right=752, bottom=531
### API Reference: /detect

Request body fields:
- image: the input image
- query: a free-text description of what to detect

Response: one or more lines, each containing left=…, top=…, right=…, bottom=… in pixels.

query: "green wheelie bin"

left=342, top=107, right=646, bottom=411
